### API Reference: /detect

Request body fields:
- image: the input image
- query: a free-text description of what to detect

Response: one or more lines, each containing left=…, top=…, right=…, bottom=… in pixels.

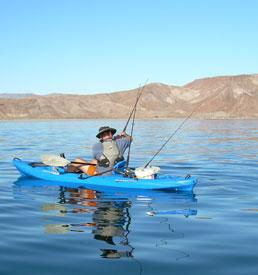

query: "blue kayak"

left=13, top=158, right=197, bottom=191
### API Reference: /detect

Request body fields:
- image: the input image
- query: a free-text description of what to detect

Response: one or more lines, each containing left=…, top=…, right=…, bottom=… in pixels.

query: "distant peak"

left=0, top=93, right=34, bottom=99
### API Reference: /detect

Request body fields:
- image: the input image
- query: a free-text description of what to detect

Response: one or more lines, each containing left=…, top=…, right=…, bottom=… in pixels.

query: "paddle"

left=41, top=154, right=96, bottom=167
left=79, top=166, right=127, bottom=180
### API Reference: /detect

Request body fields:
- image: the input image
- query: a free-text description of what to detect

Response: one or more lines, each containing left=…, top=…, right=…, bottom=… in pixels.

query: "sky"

left=0, top=0, right=258, bottom=95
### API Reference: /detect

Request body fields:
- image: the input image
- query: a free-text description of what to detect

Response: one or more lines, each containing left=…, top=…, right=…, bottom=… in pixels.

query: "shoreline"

left=1, top=117, right=258, bottom=122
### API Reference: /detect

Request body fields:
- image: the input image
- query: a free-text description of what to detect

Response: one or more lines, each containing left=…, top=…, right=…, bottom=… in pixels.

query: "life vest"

left=98, top=140, right=124, bottom=168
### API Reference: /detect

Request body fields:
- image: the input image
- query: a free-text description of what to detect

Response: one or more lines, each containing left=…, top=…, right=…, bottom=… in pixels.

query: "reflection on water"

left=43, top=187, right=134, bottom=259
left=62, top=187, right=133, bottom=258
left=13, top=177, right=197, bottom=259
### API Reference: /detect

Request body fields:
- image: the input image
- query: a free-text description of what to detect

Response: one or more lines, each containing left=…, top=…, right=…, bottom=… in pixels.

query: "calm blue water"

left=0, top=119, right=257, bottom=275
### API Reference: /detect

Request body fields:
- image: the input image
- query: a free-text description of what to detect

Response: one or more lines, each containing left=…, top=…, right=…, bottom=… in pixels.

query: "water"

left=0, top=119, right=257, bottom=275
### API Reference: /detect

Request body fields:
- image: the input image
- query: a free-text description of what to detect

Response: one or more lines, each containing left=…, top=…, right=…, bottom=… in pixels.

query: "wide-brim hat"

left=96, top=126, right=117, bottom=138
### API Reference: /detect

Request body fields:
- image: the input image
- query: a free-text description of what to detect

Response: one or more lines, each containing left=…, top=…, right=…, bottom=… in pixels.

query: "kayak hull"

left=12, top=159, right=197, bottom=191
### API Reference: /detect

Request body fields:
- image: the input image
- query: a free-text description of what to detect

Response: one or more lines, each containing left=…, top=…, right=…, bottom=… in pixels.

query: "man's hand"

left=120, top=131, right=133, bottom=141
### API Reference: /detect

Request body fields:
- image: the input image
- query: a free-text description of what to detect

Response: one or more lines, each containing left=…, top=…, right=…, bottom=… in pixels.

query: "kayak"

left=13, top=158, right=197, bottom=191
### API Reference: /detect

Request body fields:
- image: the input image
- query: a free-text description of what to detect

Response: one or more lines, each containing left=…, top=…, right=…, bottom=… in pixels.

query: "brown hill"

left=1, top=74, right=258, bottom=120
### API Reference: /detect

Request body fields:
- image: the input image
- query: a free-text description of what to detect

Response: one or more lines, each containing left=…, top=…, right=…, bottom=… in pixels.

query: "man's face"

left=101, top=131, right=113, bottom=140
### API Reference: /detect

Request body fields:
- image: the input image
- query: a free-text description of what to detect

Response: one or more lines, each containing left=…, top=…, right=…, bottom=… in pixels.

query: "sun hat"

left=96, top=126, right=117, bottom=138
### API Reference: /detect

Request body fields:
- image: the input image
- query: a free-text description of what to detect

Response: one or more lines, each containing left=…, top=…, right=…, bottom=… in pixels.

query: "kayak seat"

left=112, top=160, right=126, bottom=175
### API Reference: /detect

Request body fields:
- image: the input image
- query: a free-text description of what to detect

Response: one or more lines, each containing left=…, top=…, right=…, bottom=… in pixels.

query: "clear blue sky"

left=0, top=0, right=258, bottom=95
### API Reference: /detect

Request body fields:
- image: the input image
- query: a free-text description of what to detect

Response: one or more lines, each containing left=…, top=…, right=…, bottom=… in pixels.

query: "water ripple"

left=1, top=119, right=258, bottom=275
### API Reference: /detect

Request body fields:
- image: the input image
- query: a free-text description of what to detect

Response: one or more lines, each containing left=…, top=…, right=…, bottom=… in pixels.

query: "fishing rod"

left=125, top=93, right=138, bottom=170
left=122, top=79, right=148, bottom=132
left=144, top=94, right=214, bottom=168
left=124, top=79, right=148, bottom=172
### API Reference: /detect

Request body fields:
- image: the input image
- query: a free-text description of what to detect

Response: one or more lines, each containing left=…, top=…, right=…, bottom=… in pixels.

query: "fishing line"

left=144, top=93, right=216, bottom=168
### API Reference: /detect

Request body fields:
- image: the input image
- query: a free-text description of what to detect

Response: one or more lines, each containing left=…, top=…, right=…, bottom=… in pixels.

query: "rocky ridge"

left=1, top=74, right=258, bottom=120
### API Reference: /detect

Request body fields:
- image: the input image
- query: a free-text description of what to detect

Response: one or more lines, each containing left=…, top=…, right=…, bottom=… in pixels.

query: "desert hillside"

left=1, top=74, right=258, bottom=119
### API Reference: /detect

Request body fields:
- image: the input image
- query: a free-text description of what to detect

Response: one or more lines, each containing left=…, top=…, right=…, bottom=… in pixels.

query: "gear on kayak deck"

left=185, top=174, right=191, bottom=179
left=29, top=162, right=49, bottom=167
left=123, top=167, right=135, bottom=178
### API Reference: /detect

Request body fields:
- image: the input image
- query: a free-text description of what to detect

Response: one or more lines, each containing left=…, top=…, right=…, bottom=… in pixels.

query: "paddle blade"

left=41, top=154, right=71, bottom=166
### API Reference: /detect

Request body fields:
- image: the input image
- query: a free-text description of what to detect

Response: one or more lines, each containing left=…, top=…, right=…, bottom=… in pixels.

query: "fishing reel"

left=123, top=167, right=135, bottom=178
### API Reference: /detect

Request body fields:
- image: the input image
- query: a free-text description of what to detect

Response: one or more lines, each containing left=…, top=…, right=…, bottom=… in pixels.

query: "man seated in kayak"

left=69, top=126, right=132, bottom=176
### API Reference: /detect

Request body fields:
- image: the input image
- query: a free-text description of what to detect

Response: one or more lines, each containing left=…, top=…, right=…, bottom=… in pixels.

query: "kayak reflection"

left=13, top=177, right=197, bottom=258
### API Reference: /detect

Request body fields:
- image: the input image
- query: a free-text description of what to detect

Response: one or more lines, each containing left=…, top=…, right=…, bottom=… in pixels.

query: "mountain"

left=0, top=74, right=258, bottom=120
left=0, top=93, right=34, bottom=99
